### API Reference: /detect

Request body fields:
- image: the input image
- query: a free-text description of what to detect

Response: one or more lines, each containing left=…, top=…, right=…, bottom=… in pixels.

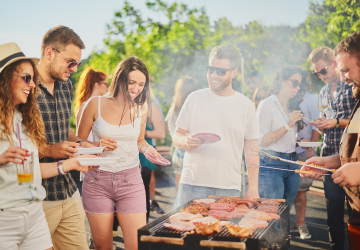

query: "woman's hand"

left=0, top=145, right=29, bottom=166
left=100, top=137, right=118, bottom=151
left=288, top=110, right=303, bottom=127
left=144, top=145, right=161, bottom=158
left=63, top=155, right=100, bottom=173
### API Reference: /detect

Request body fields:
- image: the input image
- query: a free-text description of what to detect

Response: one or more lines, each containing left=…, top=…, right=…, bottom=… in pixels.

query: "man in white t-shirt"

left=173, top=45, right=260, bottom=207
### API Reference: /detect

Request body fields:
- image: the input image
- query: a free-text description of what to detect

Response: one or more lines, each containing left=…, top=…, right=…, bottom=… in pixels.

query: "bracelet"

left=284, top=123, right=292, bottom=132
left=57, top=160, right=65, bottom=175
left=143, top=145, right=150, bottom=153
left=139, top=143, right=146, bottom=152
left=77, top=140, right=83, bottom=144
left=299, top=137, right=304, bottom=142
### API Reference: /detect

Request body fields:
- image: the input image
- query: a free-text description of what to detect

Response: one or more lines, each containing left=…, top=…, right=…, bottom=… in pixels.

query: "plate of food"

left=77, top=157, right=119, bottom=166
left=298, top=142, right=322, bottom=148
left=144, top=151, right=171, bottom=166
left=76, top=146, right=105, bottom=155
left=192, top=133, right=221, bottom=144
left=306, top=119, right=322, bottom=126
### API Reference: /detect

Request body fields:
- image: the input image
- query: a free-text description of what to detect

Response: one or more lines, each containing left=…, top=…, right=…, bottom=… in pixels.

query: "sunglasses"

left=312, top=61, right=332, bottom=76
left=289, top=79, right=300, bottom=88
left=16, top=74, right=34, bottom=84
left=205, top=65, right=235, bottom=76
left=52, top=48, right=82, bottom=69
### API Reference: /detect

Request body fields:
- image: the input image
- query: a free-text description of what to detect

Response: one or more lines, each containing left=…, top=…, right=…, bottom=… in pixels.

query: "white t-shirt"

left=176, top=88, right=260, bottom=191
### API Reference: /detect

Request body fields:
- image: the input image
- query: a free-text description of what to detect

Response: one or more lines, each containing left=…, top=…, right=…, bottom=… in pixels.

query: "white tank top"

left=92, top=96, right=141, bottom=172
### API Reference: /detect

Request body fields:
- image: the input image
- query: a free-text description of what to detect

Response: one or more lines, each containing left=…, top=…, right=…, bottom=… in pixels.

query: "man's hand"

left=46, top=141, right=79, bottom=159
left=314, top=118, right=337, bottom=130
left=300, top=156, right=332, bottom=179
left=332, top=162, right=360, bottom=188
left=186, top=134, right=204, bottom=150
left=79, top=141, right=95, bottom=148
left=245, top=188, right=260, bottom=200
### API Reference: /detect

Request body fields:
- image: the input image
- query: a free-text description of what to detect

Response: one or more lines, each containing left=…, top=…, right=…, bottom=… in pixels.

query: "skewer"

left=250, top=149, right=336, bottom=173
left=247, top=163, right=330, bottom=176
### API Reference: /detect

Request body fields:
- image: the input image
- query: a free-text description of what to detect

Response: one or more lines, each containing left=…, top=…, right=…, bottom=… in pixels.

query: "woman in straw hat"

left=0, top=42, right=98, bottom=249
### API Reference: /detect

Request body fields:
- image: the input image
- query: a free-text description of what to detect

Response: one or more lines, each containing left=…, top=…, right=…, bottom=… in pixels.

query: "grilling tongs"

left=250, top=150, right=336, bottom=173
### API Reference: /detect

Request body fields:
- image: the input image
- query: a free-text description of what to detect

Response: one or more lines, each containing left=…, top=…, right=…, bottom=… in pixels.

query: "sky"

left=0, top=0, right=311, bottom=59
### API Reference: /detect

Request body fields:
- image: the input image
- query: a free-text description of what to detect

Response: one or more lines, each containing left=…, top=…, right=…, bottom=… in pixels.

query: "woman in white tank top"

left=77, top=57, right=161, bottom=250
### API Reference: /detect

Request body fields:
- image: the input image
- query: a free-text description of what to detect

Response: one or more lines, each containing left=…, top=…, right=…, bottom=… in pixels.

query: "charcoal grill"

left=138, top=198, right=290, bottom=250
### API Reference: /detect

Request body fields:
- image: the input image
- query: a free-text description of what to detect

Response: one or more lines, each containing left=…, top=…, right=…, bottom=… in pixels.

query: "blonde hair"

left=309, top=46, right=334, bottom=64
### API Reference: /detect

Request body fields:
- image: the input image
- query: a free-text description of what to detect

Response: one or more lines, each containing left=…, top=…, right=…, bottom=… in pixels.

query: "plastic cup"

left=17, top=152, right=34, bottom=185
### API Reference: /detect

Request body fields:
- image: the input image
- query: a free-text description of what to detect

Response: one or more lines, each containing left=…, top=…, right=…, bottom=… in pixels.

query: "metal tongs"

left=250, top=149, right=336, bottom=173
left=247, top=163, right=330, bottom=176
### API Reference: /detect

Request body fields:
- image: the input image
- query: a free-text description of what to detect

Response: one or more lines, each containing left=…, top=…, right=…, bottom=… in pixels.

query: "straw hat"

left=0, top=42, right=39, bottom=74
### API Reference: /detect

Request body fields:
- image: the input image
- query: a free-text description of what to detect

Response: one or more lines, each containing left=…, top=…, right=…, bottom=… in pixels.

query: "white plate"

left=298, top=142, right=322, bottom=148
left=77, top=157, right=119, bottom=166
left=76, top=146, right=105, bottom=155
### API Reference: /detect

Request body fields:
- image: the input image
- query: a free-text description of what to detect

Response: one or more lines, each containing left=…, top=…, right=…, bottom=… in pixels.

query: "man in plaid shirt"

left=36, top=26, right=93, bottom=250
left=310, top=46, right=356, bottom=250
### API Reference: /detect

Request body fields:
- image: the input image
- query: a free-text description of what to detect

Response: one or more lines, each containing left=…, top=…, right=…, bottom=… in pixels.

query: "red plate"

left=192, top=133, right=221, bottom=144
left=144, top=152, right=171, bottom=166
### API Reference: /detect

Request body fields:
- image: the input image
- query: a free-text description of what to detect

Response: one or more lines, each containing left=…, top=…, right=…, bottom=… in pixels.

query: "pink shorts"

left=82, top=166, right=146, bottom=214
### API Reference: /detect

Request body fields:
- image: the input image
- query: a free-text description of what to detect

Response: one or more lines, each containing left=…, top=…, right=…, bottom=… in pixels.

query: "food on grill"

left=180, top=204, right=209, bottom=216
left=236, top=205, right=249, bottom=209
left=193, top=198, right=216, bottom=204
left=208, top=210, right=245, bottom=220
left=260, top=200, right=280, bottom=206
left=209, top=203, right=235, bottom=211
left=169, top=212, right=203, bottom=222
left=192, top=216, right=219, bottom=225
left=244, top=211, right=272, bottom=221
left=195, top=220, right=222, bottom=235
left=238, top=217, right=269, bottom=230
left=297, top=160, right=323, bottom=168
left=216, top=197, right=259, bottom=208
left=225, top=224, right=254, bottom=238
left=233, top=207, right=257, bottom=213
left=220, top=221, right=231, bottom=226
left=257, top=204, right=279, bottom=214
left=163, top=220, right=196, bottom=231
left=266, top=213, right=280, bottom=220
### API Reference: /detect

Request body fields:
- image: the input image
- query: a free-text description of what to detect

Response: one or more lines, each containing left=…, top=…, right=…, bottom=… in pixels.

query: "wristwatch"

left=77, top=139, right=84, bottom=144
left=335, top=118, right=340, bottom=128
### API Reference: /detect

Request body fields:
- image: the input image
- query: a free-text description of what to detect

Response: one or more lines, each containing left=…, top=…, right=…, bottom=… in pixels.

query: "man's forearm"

left=68, top=128, right=79, bottom=142
left=173, top=132, right=188, bottom=149
left=339, top=118, right=350, bottom=128
left=325, top=154, right=341, bottom=169
left=244, top=139, right=260, bottom=191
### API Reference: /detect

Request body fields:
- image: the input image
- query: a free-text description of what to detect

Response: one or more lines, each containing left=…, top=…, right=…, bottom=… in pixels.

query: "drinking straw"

left=16, top=122, right=25, bottom=172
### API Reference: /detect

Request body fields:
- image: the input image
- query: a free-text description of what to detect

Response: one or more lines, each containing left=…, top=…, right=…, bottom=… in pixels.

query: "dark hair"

left=245, top=71, right=264, bottom=81
left=269, top=66, right=309, bottom=131
left=209, top=45, right=240, bottom=68
left=74, top=67, right=107, bottom=114
left=170, top=76, right=199, bottom=115
left=334, top=31, right=360, bottom=64
left=105, top=56, right=150, bottom=125
left=0, top=59, right=47, bottom=152
left=41, top=25, right=85, bottom=57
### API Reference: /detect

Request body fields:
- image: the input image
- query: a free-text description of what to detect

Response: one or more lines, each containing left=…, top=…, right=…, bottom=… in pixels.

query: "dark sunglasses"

left=16, top=74, right=34, bottom=84
left=205, top=65, right=235, bottom=76
left=312, top=61, right=332, bottom=76
left=52, top=48, right=82, bottom=69
left=289, top=79, right=300, bottom=88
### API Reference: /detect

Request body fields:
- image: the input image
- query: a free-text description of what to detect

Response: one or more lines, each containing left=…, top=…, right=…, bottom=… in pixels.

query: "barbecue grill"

left=138, top=198, right=290, bottom=250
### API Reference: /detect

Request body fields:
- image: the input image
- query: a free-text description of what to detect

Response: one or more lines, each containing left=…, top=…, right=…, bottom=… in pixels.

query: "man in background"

left=245, top=71, right=264, bottom=97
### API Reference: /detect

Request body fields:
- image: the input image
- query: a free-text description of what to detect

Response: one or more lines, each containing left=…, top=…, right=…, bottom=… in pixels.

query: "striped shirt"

left=37, top=79, right=77, bottom=201
left=257, top=94, right=297, bottom=153
left=319, top=81, right=356, bottom=156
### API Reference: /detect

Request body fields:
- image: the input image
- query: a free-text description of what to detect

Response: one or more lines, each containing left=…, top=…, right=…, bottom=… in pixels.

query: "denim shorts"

left=258, top=150, right=300, bottom=209
left=174, top=184, right=240, bottom=208
left=82, top=166, right=146, bottom=214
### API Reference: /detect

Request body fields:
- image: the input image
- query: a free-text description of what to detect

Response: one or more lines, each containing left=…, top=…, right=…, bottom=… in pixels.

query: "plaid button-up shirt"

left=319, top=81, right=356, bottom=156
left=37, top=79, right=77, bottom=201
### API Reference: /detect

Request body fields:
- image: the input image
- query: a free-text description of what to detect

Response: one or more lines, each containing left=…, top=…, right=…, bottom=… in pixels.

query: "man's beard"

left=208, top=77, right=231, bottom=93
left=47, top=60, right=66, bottom=82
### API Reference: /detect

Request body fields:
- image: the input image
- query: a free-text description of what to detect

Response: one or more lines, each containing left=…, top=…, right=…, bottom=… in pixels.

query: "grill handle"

left=200, top=240, right=246, bottom=249
left=140, top=235, right=184, bottom=245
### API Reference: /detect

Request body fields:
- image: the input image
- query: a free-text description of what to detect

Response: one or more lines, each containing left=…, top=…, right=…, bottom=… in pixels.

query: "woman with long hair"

left=165, top=76, right=199, bottom=192
left=0, top=43, right=96, bottom=249
left=256, top=66, right=311, bottom=209
left=77, top=56, right=161, bottom=250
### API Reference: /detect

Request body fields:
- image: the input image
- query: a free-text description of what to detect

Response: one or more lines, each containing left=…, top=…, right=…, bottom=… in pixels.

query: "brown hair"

left=41, top=25, right=85, bottom=57
left=269, top=66, right=309, bottom=131
left=74, top=67, right=107, bottom=114
left=309, top=46, right=334, bottom=64
left=209, top=45, right=240, bottom=68
left=0, top=60, right=47, bottom=153
left=334, top=31, right=360, bottom=64
left=105, top=57, right=150, bottom=125
left=169, top=76, right=199, bottom=116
